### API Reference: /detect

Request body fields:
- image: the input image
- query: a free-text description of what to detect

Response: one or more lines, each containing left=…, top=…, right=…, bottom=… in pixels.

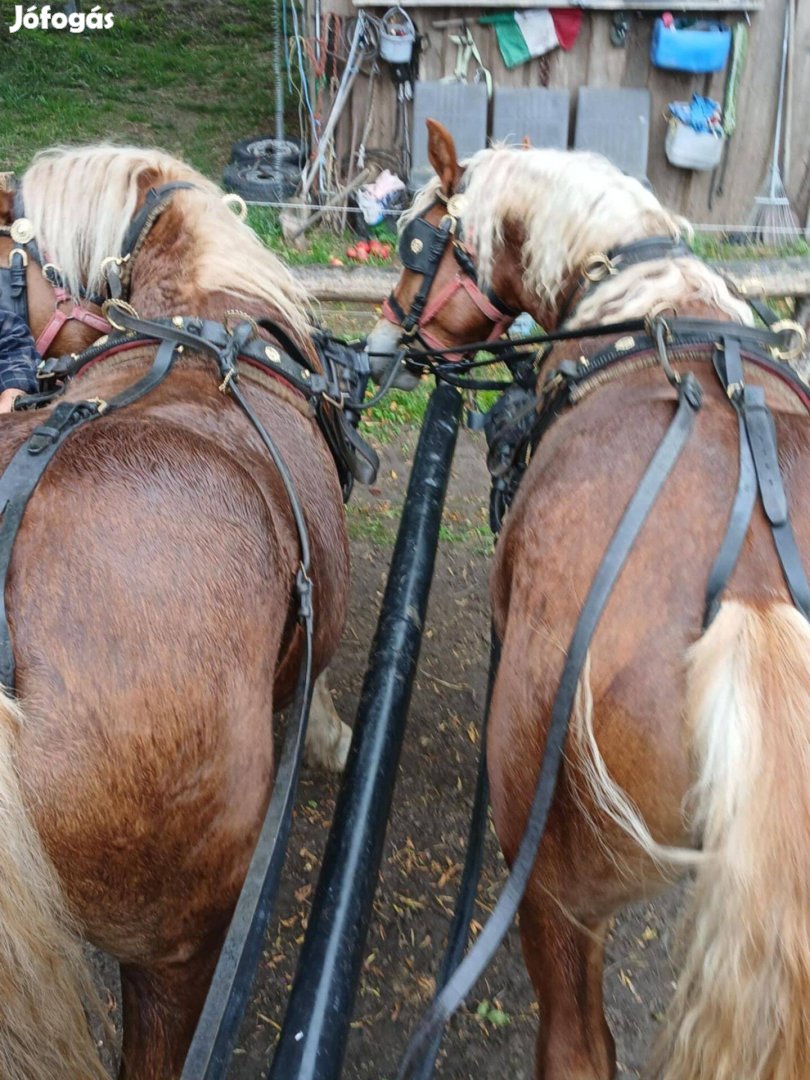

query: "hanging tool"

left=709, top=20, right=747, bottom=210
left=749, top=0, right=800, bottom=245
left=441, top=26, right=492, bottom=99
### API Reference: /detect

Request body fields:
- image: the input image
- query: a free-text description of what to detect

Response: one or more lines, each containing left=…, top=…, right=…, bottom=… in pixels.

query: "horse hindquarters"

left=0, top=692, right=107, bottom=1080
left=653, top=600, right=810, bottom=1080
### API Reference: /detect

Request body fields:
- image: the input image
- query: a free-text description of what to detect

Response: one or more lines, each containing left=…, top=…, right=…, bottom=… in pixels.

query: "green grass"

left=249, top=206, right=398, bottom=268
left=691, top=231, right=810, bottom=262
left=347, top=501, right=492, bottom=551
left=0, top=0, right=297, bottom=175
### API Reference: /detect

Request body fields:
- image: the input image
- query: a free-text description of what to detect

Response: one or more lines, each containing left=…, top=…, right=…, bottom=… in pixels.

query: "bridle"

left=0, top=181, right=199, bottom=356
left=382, top=191, right=520, bottom=356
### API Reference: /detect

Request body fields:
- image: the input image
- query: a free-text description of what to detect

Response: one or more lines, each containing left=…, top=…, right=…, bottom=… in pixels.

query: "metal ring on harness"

left=769, top=320, right=807, bottom=363
left=100, top=254, right=130, bottom=273
left=581, top=252, right=616, bottom=282
left=8, top=247, right=28, bottom=268
left=222, top=193, right=248, bottom=222
left=648, top=314, right=682, bottom=389
left=101, top=298, right=140, bottom=332
left=223, top=309, right=260, bottom=337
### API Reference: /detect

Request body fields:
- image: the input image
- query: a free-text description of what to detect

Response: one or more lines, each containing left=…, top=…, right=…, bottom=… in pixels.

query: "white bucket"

left=665, top=116, right=724, bottom=171
left=380, top=7, right=415, bottom=64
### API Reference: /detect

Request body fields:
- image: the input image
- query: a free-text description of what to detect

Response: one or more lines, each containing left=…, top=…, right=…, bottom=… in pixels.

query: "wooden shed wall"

left=326, top=2, right=810, bottom=228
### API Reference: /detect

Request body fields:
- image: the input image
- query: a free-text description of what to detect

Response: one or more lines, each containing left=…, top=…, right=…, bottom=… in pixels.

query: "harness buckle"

left=8, top=248, right=28, bottom=268
left=769, top=320, right=807, bottom=363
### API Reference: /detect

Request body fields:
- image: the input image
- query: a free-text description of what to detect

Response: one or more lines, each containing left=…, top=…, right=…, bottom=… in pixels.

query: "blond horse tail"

left=653, top=600, right=810, bottom=1080
left=0, top=692, right=108, bottom=1080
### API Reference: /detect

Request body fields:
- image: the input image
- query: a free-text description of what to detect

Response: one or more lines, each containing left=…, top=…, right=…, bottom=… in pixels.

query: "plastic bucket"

left=380, top=7, right=415, bottom=64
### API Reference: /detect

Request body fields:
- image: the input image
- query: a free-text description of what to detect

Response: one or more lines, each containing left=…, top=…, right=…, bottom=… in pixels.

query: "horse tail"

left=0, top=692, right=108, bottom=1080
left=654, top=600, right=810, bottom=1080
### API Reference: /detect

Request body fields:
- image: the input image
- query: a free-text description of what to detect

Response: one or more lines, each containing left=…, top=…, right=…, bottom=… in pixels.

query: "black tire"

left=222, top=161, right=300, bottom=203
left=230, top=136, right=307, bottom=169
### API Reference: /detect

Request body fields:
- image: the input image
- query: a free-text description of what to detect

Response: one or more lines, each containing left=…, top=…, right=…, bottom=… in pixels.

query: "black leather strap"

left=0, top=338, right=178, bottom=689
left=403, top=218, right=454, bottom=334
left=179, top=360, right=317, bottom=1080
left=120, top=182, right=197, bottom=262
left=742, top=384, right=810, bottom=617
left=703, top=338, right=758, bottom=628
left=397, top=373, right=703, bottom=1078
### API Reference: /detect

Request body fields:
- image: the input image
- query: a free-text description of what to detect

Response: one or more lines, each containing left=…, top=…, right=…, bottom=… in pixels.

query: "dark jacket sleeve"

left=0, top=309, right=40, bottom=394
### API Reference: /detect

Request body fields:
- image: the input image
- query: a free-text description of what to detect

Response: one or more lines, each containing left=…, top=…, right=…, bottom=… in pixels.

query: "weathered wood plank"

left=356, top=1, right=763, bottom=9
left=294, top=259, right=810, bottom=304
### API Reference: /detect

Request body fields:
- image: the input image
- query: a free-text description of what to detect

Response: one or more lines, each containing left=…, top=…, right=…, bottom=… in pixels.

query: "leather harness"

left=393, top=235, right=810, bottom=1078
left=382, top=196, right=519, bottom=358
left=0, top=180, right=211, bottom=354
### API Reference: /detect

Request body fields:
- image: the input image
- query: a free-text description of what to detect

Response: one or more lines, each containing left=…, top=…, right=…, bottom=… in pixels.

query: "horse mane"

left=405, top=146, right=751, bottom=326
left=21, top=144, right=312, bottom=338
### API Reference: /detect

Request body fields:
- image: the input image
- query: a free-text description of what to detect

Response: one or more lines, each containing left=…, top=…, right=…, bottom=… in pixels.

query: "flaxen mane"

left=405, top=146, right=752, bottom=327
left=22, top=144, right=312, bottom=337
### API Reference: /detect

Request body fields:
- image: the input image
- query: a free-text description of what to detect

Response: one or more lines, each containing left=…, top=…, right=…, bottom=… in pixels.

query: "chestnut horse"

left=0, top=145, right=351, bottom=1080
left=369, top=123, right=810, bottom=1080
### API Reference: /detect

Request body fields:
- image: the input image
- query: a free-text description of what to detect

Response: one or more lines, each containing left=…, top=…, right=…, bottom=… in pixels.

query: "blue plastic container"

left=651, top=19, right=731, bottom=74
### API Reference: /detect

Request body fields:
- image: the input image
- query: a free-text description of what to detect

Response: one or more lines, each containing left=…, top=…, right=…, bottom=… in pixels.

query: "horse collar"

left=558, top=235, right=692, bottom=324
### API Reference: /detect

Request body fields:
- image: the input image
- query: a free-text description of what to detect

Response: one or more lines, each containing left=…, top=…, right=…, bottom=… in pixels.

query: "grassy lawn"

left=0, top=0, right=291, bottom=176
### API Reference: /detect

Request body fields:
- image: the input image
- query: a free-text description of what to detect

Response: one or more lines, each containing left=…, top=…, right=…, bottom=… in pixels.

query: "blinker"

left=398, top=218, right=450, bottom=274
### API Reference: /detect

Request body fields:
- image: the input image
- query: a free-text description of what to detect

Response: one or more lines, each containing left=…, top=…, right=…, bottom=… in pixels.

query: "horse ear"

left=521, top=135, right=532, bottom=149
left=426, top=119, right=461, bottom=196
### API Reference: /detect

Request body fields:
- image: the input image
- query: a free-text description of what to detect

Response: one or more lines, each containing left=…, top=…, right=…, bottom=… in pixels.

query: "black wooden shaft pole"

left=268, top=383, right=462, bottom=1080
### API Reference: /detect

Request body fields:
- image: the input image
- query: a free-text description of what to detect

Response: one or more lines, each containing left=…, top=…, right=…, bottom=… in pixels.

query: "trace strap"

left=180, top=376, right=315, bottom=1080
left=0, top=337, right=178, bottom=691
left=398, top=372, right=703, bottom=1079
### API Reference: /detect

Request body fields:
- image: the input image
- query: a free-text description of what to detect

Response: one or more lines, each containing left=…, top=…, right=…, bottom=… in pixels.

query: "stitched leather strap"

left=0, top=338, right=178, bottom=689
left=703, top=338, right=758, bottom=628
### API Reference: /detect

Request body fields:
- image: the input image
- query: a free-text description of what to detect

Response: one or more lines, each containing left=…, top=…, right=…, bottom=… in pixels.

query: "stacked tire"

left=222, top=136, right=308, bottom=203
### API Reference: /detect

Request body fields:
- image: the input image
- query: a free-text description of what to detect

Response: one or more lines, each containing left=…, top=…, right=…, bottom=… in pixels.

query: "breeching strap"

left=397, top=372, right=704, bottom=1079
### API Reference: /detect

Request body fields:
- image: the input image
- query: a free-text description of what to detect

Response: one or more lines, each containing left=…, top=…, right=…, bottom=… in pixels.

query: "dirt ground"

left=91, top=419, right=683, bottom=1080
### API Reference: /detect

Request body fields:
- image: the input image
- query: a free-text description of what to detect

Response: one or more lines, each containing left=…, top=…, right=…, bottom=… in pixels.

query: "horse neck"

left=128, top=232, right=320, bottom=370
left=563, top=258, right=752, bottom=332
left=531, top=258, right=753, bottom=382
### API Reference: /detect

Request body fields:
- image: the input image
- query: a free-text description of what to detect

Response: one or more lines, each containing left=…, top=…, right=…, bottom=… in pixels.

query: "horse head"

left=368, top=121, right=752, bottom=381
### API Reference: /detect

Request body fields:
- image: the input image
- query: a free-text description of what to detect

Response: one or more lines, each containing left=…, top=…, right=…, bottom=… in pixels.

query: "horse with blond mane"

left=0, top=144, right=353, bottom=1080
left=369, top=121, right=810, bottom=1080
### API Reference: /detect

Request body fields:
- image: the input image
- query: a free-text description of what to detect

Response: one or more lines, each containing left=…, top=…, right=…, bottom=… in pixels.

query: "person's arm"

left=0, top=310, right=40, bottom=413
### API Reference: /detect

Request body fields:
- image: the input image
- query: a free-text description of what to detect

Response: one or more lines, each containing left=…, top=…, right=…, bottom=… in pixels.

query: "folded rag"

left=669, top=93, right=722, bottom=134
